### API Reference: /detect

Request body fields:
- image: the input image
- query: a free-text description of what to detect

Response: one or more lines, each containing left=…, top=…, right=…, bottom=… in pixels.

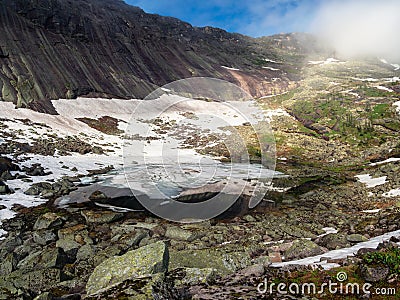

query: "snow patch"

left=393, top=101, right=400, bottom=114
left=385, top=77, right=400, bottom=83
left=221, top=66, right=240, bottom=71
left=262, top=66, right=280, bottom=71
left=260, top=91, right=289, bottom=99
left=308, top=58, right=342, bottom=65
left=370, top=157, right=400, bottom=166
left=383, top=188, right=400, bottom=197
left=355, top=174, right=387, bottom=188
left=376, top=85, right=393, bottom=92
left=351, top=77, right=378, bottom=82
left=264, top=58, right=279, bottom=63
left=272, top=230, right=400, bottom=270
left=362, top=209, right=381, bottom=213
left=392, top=64, right=400, bottom=71
left=264, top=108, right=291, bottom=121
left=318, top=227, right=338, bottom=238
left=378, top=58, right=399, bottom=70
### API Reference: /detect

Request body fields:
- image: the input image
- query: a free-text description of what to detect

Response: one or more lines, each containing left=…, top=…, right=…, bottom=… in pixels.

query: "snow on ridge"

left=221, top=66, right=240, bottom=71
left=392, top=64, right=400, bottom=71
left=379, top=58, right=400, bottom=71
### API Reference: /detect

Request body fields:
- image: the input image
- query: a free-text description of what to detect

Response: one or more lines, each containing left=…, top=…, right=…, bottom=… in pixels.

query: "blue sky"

left=125, top=0, right=321, bottom=37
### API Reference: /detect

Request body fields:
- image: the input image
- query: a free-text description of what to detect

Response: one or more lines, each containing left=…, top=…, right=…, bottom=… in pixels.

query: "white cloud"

left=311, top=0, right=400, bottom=61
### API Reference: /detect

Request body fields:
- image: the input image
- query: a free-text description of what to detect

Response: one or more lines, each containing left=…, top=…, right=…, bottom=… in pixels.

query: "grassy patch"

left=363, top=247, right=400, bottom=275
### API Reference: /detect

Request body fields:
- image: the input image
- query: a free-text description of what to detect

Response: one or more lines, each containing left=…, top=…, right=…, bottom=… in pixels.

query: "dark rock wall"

left=0, top=0, right=301, bottom=113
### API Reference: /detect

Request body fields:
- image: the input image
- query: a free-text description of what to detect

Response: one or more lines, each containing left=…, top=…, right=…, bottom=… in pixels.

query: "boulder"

left=17, top=247, right=70, bottom=271
left=32, top=230, right=57, bottom=245
left=0, top=157, right=19, bottom=174
left=24, top=182, right=53, bottom=196
left=284, top=239, right=325, bottom=260
left=81, top=210, right=123, bottom=224
left=86, top=241, right=169, bottom=296
left=23, top=164, right=51, bottom=176
left=346, top=234, right=368, bottom=243
left=33, top=212, right=64, bottom=230
left=173, top=267, right=217, bottom=286
left=165, top=226, right=199, bottom=242
left=0, top=180, right=12, bottom=195
left=33, top=292, right=52, bottom=300
left=0, top=253, right=17, bottom=276
left=56, top=224, right=93, bottom=257
left=89, top=190, right=109, bottom=201
left=85, top=273, right=166, bottom=300
left=1, top=170, right=14, bottom=181
left=0, top=268, right=66, bottom=294
left=169, top=248, right=252, bottom=275
left=318, top=233, right=350, bottom=250
left=359, top=264, right=389, bottom=282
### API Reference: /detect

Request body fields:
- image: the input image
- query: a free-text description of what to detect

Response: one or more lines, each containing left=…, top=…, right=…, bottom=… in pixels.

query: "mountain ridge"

left=0, top=0, right=324, bottom=113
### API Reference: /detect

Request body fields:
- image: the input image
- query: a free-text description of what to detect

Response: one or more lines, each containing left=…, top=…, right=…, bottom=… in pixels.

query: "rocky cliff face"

left=0, top=0, right=323, bottom=113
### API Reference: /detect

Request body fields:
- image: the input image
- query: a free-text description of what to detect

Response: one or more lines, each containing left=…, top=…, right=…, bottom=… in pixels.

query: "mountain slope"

left=0, top=0, right=315, bottom=113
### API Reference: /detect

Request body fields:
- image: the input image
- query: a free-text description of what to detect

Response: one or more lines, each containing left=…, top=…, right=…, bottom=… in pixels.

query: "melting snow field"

left=0, top=95, right=287, bottom=236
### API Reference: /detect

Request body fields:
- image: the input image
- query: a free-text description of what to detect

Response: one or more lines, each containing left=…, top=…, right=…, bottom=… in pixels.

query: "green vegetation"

left=247, top=144, right=262, bottom=158
left=371, top=103, right=391, bottom=119
left=358, top=86, right=393, bottom=97
left=363, top=247, right=400, bottom=275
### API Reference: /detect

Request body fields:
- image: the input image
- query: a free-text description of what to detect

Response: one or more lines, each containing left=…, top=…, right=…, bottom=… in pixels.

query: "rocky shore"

left=1, top=190, right=399, bottom=299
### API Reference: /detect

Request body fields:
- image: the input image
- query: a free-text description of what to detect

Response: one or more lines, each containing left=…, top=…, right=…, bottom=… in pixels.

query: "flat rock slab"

left=81, top=210, right=124, bottom=224
left=86, top=241, right=169, bottom=296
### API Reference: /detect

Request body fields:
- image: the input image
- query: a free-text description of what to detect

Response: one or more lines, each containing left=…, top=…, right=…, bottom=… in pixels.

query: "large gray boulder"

left=86, top=241, right=168, bottom=296
left=169, top=248, right=252, bottom=275
left=284, top=239, right=325, bottom=260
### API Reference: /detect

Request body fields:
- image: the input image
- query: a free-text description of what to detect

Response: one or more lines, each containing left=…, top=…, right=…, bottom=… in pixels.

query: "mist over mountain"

left=0, top=0, right=329, bottom=113
left=312, top=0, right=400, bottom=62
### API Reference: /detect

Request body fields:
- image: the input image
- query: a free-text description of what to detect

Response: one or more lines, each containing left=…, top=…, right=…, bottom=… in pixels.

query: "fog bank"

left=311, top=0, right=400, bottom=62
